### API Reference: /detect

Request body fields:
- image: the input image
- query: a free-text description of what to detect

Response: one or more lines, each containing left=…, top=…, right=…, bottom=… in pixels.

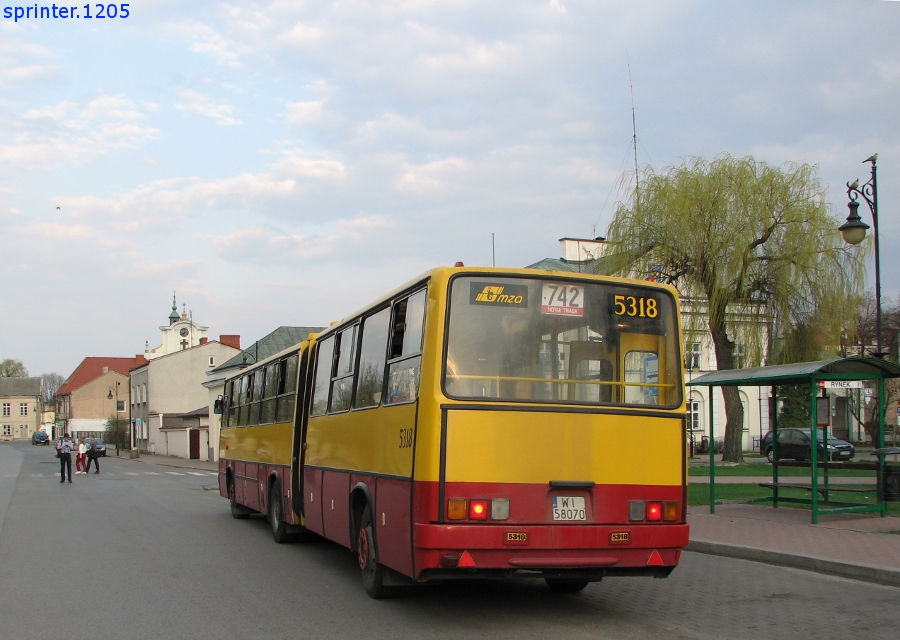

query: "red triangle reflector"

left=457, top=550, right=476, bottom=568
left=647, top=550, right=664, bottom=566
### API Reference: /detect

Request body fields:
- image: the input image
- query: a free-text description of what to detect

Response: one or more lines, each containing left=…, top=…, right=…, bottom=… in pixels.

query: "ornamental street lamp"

left=839, top=154, right=884, bottom=358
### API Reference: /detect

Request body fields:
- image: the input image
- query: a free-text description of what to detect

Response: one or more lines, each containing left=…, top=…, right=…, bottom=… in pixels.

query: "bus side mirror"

left=213, top=396, right=223, bottom=415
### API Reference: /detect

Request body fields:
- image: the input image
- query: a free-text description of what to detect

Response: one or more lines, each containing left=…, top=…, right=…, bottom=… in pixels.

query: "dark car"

left=87, top=438, right=107, bottom=457
left=31, top=431, right=50, bottom=445
left=761, top=428, right=855, bottom=462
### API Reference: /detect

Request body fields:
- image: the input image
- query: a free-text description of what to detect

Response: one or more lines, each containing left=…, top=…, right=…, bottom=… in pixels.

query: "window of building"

left=209, top=356, right=216, bottom=367
left=20, top=403, right=28, bottom=416
left=686, top=342, right=702, bottom=370
left=2, top=403, right=9, bottom=417
left=1, top=425, right=10, bottom=436
left=116, top=400, right=126, bottom=413
left=687, top=399, right=702, bottom=431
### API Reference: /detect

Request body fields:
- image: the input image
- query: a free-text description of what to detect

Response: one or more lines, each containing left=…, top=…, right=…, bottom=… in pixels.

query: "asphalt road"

left=1, top=441, right=898, bottom=640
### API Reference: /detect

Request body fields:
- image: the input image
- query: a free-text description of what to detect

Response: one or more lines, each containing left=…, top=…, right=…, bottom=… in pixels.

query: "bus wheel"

left=545, top=578, right=589, bottom=593
left=228, top=479, right=249, bottom=520
left=357, top=506, right=395, bottom=599
left=268, top=479, right=293, bottom=543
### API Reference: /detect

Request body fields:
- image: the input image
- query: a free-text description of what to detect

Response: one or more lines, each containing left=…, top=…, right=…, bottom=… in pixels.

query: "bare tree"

left=40, top=373, right=65, bottom=404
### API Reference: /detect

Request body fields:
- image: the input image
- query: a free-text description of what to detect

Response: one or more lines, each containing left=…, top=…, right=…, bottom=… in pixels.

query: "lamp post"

left=839, top=153, right=884, bottom=358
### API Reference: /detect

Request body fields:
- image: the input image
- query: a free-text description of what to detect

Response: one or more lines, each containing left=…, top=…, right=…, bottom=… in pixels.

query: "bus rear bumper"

left=412, top=522, right=689, bottom=576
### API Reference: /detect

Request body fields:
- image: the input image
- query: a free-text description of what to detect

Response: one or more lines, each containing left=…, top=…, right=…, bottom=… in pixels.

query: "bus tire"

left=358, top=505, right=396, bottom=599
left=545, top=578, right=589, bottom=593
left=228, top=478, right=249, bottom=520
left=268, top=479, right=294, bottom=543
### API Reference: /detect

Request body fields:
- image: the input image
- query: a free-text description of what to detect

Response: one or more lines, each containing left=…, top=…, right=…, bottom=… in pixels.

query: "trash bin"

left=885, top=466, right=900, bottom=502
left=871, top=448, right=900, bottom=502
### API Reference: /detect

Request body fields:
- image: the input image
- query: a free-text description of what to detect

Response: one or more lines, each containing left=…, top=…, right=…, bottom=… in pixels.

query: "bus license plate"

left=552, top=496, right=586, bottom=521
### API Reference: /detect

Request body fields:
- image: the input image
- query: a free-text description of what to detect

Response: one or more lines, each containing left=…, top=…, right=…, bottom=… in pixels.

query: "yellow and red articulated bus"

left=218, top=266, right=689, bottom=598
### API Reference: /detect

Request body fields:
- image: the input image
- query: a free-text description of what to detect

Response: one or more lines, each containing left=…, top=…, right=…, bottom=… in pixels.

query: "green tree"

left=104, top=414, right=129, bottom=453
left=605, top=154, right=866, bottom=462
left=0, top=359, right=28, bottom=377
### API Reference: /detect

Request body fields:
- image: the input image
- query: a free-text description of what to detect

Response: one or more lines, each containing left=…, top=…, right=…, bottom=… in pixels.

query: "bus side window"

left=222, top=380, right=232, bottom=428
left=385, top=289, right=426, bottom=405
left=354, top=307, right=391, bottom=409
left=248, top=367, right=265, bottom=426
left=310, top=336, right=335, bottom=417
left=276, top=354, right=299, bottom=422
left=237, top=375, right=250, bottom=426
left=330, top=325, right=358, bottom=413
left=260, top=364, right=278, bottom=424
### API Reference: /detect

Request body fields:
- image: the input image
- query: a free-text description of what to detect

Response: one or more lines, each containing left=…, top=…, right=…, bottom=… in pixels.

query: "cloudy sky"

left=2, top=0, right=899, bottom=378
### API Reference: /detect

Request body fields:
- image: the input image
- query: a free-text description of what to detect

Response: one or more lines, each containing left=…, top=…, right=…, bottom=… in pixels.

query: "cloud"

left=274, top=151, right=346, bottom=179
left=0, top=96, right=159, bottom=174
left=175, top=89, right=242, bottom=126
left=285, top=100, right=325, bottom=124
left=207, top=226, right=339, bottom=264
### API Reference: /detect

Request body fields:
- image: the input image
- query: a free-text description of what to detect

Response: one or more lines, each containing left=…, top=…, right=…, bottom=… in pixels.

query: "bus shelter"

left=687, top=357, right=900, bottom=524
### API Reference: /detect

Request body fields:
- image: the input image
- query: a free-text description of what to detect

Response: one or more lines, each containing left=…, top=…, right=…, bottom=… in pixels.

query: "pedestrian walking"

left=76, top=438, right=87, bottom=474
left=56, top=433, right=75, bottom=483
left=85, top=438, right=100, bottom=474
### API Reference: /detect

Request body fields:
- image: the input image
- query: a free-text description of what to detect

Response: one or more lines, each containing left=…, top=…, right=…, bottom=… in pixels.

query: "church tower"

left=144, top=292, right=210, bottom=360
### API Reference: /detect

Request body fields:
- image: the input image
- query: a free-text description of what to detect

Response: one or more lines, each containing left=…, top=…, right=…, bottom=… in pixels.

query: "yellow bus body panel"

left=444, top=410, right=682, bottom=486
left=220, top=422, right=293, bottom=467
left=305, top=403, right=416, bottom=477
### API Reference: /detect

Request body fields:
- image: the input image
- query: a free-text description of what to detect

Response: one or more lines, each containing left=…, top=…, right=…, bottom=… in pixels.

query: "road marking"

left=30, top=473, right=43, bottom=477
left=165, top=472, right=185, bottom=476
left=123, top=472, right=139, bottom=476
left=207, top=472, right=218, bottom=476
left=145, top=472, right=161, bottom=475
left=187, top=472, right=206, bottom=476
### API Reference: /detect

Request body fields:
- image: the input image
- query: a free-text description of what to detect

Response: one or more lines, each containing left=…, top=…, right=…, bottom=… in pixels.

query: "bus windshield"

left=444, top=276, right=682, bottom=407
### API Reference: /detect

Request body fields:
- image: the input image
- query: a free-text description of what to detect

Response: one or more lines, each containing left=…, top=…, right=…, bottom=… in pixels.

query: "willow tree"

left=605, top=154, right=866, bottom=462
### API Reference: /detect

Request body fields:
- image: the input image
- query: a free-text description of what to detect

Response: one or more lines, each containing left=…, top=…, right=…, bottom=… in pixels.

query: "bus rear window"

left=444, top=276, right=682, bottom=407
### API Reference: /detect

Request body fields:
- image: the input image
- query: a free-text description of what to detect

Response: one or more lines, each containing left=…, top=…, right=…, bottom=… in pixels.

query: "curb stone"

left=686, top=539, right=900, bottom=589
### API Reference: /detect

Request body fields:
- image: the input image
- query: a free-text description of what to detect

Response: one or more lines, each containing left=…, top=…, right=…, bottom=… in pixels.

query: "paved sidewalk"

left=687, top=503, right=900, bottom=588
left=108, top=451, right=218, bottom=473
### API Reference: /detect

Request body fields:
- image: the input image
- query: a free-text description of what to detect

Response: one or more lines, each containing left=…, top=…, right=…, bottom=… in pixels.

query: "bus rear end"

left=413, top=272, right=688, bottom=588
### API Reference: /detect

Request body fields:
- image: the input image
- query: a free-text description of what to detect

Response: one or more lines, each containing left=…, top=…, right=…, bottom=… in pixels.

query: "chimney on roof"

left=220, top=335, right=241, bottom=350
left=102, top=366, right=109, bottom=374
left=136, top=355, right=147, bottom=364
left=199, top=337, right=208, bottom=345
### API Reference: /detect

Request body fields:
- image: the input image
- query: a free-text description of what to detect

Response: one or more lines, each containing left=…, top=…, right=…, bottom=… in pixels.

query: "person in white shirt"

left=76, top=439, right=87, bottom=474
left=56, top=434, right=75, bottom=483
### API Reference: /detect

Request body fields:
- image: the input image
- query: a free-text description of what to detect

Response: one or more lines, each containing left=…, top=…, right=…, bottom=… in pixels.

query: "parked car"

left=87, top=438, right=107, bottom=457
left=760, top=428, right=855, bottom=462
left=31, top=431, right=50, bottom=445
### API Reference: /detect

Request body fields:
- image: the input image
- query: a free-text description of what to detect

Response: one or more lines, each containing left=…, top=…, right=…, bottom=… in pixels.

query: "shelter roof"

left=0, top=377, right=42, bottom=397
left=56, top=356, right=147, bottom=397
left=211, top=326, right=323, bottom=372
left=687, top=358, right=900, bottom=387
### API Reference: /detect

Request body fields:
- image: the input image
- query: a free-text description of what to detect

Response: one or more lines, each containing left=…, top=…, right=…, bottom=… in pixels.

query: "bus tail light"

left=491, top=498, right=509, bottom=521
left=629, top=500, right=645, bottom=521
left=647, top=501, right=662, bottom=521
left=447, top=498, right=467, bottom=520
left=469, top=499, right=489, bottom=520
left=663, top=501, right=678, bottom=521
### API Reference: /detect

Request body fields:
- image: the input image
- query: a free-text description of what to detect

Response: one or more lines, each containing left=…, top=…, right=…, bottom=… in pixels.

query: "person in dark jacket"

left=85, top=438, right=101, bottom=474
left=56, top=434, right=75, bottom=483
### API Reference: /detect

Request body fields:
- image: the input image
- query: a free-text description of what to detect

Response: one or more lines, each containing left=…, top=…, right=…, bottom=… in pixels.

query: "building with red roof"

left=55, top=356, right=147, bottom=440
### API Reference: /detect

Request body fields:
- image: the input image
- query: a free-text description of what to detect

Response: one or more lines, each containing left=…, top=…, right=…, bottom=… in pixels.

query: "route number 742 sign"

left=541, top=283, right=585, bottom=316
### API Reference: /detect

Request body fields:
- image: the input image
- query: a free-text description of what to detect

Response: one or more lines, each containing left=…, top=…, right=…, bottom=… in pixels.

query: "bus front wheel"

left=268, top=479, right=294, bottom=543
left=357, top=506, right=395, bottom=599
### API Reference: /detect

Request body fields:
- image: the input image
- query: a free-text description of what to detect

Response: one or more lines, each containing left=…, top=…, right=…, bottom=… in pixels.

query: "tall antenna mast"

left=627, top=51, right=639, bottom=198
